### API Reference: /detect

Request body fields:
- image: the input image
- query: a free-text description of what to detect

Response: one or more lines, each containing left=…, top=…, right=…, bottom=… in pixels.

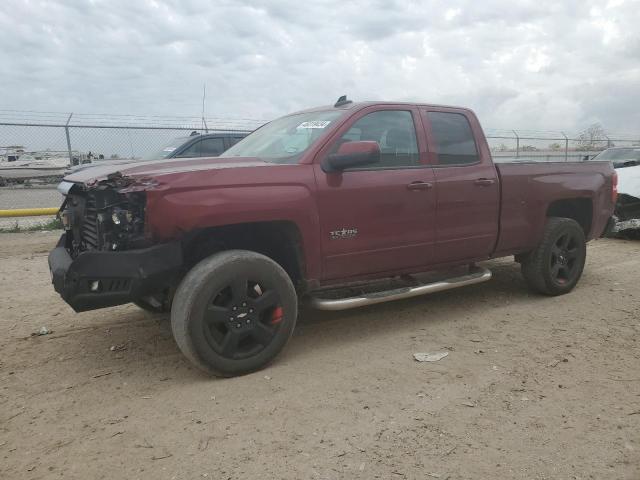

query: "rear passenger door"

left=422, top=109, right=499, bottom=263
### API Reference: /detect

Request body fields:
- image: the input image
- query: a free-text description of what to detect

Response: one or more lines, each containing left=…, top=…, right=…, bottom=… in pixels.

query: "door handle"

left=474, top=178, right=495, bottom=187
left=407, top=181, right=433, bottom=191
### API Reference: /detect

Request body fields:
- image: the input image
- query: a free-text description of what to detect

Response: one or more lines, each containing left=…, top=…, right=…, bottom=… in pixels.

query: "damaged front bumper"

left=612, top=193, right=640, bottom=235
left=48, top=234, right=183, bottom=312
left=612, top=216, right=640, bottom=234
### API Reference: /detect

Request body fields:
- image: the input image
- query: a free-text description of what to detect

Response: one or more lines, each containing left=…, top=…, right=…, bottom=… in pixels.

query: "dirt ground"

left=1, top=232, right=639, bottom=480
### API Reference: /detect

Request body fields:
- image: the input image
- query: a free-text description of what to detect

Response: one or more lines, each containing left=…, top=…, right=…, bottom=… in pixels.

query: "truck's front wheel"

left=520, top=217, right=586, bottom=296
left=171, top=250, right=297, bottom=377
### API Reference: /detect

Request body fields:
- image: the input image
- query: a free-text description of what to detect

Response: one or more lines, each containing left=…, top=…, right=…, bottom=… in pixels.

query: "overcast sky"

left=1, top=0, right=639, bottom=133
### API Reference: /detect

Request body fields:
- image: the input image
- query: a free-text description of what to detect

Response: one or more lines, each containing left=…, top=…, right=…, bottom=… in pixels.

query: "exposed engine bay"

left=58, top=179, right=148, bottom=256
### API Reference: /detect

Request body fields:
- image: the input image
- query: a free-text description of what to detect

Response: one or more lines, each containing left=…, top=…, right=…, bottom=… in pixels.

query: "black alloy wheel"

left=171, top=250, right=297, bottom=376
left=521, top=217, right=587, bottom=296
left=549, top=231, right=581, bottom=286
left=202, top=279, right=284, bottom=360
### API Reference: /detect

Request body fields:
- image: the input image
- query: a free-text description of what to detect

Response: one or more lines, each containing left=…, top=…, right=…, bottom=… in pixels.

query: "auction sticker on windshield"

left=297, top=121, right=331, bottom=129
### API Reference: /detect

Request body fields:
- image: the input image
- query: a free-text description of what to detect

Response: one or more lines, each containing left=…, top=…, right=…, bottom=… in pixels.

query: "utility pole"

left=201, top=84, right=208, bottom=133
left=65, top=113, right=73, bottom=166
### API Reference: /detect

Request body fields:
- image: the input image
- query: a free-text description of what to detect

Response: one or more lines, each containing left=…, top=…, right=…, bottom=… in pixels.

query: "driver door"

left=313, top=106, right=437, bottom=281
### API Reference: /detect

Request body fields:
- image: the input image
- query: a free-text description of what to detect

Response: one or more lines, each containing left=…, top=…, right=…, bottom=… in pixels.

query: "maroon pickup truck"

left=49, top=97, right=617, bottom=376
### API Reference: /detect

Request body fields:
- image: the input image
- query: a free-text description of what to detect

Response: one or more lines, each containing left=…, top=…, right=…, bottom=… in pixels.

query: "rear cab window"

left=426, top=111, right=479, bottom=166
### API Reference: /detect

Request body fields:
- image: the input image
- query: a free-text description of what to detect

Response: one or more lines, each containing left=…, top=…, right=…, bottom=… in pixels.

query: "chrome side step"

left=309, top=267, right=492, bottom=311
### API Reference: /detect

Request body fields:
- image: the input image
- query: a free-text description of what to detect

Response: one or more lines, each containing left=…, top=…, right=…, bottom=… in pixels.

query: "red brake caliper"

left=270, top=306, right=283, bottom=325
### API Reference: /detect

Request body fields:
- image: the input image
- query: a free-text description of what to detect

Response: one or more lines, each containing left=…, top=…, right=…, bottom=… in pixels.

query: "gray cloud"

left=1, top=0, right=639, bottom=134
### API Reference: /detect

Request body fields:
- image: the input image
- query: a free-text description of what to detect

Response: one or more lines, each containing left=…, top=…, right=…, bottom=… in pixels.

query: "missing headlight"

left=63, top=189, right=147, bottom=256
left=111, top=208, right=133, bottom=226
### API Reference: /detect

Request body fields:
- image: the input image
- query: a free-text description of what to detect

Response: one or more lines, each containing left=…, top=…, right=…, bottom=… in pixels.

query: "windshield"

left=143, top=136, right=192, bottom=160
left=219, top=110, right=345, bottom=163
left=593, top=148, right=640, bottom=167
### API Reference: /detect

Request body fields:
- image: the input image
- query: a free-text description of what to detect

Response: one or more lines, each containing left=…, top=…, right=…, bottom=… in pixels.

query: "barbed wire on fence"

left=483, top=125, right=640, bottom=162
left=1, top=112, right=639, bottom=163
left=0, top=109, right=267, bottom=131
left=1, top=110, right=640, bottom=225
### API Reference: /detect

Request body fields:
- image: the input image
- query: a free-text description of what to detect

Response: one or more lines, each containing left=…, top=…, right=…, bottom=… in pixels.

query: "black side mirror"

left=322, top=141, right=381, bottom=173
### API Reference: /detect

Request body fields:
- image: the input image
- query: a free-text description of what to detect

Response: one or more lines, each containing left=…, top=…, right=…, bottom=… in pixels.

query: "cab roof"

left=287, top=100, right=475, bottom=117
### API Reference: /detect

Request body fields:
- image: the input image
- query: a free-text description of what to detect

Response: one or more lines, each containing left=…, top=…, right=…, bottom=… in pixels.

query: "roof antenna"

left=334, top=95, right=352, bottom=107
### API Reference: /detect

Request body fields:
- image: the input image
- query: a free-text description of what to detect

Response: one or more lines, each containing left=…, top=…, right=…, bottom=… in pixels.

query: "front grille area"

left=81, top=193, right=100, bottom=250
left=63, top=187, right=146, bottom=257
left=105, top=278, right=131, bottom=292
left=95, top=278, right=131, bottom=293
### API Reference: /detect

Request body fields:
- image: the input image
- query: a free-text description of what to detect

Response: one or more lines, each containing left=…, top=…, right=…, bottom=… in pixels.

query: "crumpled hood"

left=63, top=156, right=269, bottom=185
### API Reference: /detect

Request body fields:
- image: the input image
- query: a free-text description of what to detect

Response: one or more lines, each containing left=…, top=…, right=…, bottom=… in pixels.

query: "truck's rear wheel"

left=521, top=217, right=586, bottom=296
left=171, top=250, right=297, bottom=377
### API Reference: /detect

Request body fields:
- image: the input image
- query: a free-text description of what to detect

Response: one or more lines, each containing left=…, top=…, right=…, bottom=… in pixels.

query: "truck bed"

left=493, top=160, right=614, bottom=256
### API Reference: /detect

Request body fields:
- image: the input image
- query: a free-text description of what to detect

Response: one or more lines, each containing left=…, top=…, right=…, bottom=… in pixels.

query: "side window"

left=427, top=112, right=479, bottom=165
left=200, top=137, right=226, bottom=156
left=337, top=110, right=419, bottom=169
left=176, top=140, right=201, bottom=158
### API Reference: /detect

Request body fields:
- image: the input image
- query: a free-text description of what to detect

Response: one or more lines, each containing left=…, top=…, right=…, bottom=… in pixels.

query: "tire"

left=171, top=250, right=298, bottom=377
left=521, top=217, right=587, bottom=296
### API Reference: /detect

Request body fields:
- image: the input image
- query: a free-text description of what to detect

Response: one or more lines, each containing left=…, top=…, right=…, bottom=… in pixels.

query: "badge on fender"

left=330, top=228, right=358, bottom=240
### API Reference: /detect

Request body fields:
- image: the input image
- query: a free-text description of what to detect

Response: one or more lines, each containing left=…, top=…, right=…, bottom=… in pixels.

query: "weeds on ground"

left=0, top=218, right=63, bottom=233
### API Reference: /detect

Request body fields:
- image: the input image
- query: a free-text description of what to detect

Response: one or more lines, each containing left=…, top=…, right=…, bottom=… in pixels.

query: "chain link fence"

left=484, top=129, right=640, bottom=162
left=1, top=110, right=639, bottom=229
left=0, top=111, right=261, bottom=228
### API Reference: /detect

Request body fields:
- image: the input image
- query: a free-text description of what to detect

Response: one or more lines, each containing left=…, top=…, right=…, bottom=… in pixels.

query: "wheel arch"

left=546, top=197, right=593, bottom=237
left=182, top=221, right=307, bottom=290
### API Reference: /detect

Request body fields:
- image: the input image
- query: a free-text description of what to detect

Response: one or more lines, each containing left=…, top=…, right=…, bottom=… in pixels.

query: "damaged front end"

left=49, top=173, right=183, bottom=312
left=58, top=176, right=149, bottom=255
left=612, top=194, right=640, bottom=236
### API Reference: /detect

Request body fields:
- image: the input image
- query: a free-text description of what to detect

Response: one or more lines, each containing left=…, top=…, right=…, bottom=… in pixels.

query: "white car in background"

left=593, top=147, right=640, bottom=236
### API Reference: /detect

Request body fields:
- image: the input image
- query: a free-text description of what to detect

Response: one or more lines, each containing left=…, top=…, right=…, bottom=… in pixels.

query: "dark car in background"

left=591, top=146, right=640, bottom=168
left=143, top=131, right=249, bottom=160
left=65, top=131, right=251, bottom=176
